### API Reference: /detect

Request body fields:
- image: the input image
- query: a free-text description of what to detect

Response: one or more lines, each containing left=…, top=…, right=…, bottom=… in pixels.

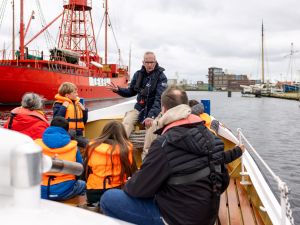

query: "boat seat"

left=218, top=178, right=264, bottom=225
left=129, top=129, right=146, bottom=149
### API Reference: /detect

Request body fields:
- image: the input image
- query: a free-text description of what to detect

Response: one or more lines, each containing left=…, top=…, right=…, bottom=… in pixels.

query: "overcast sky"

left=1, top=0, right=300, bottom=82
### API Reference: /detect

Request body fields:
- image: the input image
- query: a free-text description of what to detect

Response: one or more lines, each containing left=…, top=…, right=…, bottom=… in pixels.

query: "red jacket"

left=4, top=107, right=49, bottom=139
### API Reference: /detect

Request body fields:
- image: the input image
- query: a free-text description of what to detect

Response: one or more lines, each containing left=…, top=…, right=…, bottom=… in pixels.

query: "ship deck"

left=218, top=178, right=264, bottom=225
left=60, top=177, right=265, bottom=225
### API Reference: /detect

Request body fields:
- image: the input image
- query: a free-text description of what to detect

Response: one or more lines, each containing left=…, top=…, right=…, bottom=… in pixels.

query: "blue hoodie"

left=40, top=126, right=83, bottom=200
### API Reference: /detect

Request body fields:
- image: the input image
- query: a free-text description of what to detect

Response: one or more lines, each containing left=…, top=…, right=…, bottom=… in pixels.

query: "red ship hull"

left=0, top=60, right=129, bottom=105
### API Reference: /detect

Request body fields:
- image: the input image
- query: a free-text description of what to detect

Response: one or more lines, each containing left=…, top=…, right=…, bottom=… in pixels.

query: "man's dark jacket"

left=116, top=64, right=167, bottom=122
left=124, top=120, right=226, bottom=225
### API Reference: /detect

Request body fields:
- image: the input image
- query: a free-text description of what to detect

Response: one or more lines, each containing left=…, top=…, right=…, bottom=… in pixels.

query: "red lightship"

left=0, top=0, right=129, bottom=105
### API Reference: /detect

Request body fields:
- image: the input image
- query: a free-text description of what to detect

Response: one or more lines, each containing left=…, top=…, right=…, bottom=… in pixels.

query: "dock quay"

left=261, top=92, right=300, bottom=101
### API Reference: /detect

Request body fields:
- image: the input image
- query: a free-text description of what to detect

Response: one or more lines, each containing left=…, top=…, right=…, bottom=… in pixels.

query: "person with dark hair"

left=35, top=116, right=86, bottom=201
left=107, top=51, right=168, bottom=138
left=50, top=116, right=69, bottom=131
left=84, top=120, right=137, bottom=206
left=188, top=99, right=200, bottom=108
left=100, top=86, right=244, bottom=225
left=4, top=92, right=49, bottom=139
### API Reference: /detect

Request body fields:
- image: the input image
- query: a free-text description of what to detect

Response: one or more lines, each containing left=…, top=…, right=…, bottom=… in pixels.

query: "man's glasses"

left=143, top=61, right=156, bottom=64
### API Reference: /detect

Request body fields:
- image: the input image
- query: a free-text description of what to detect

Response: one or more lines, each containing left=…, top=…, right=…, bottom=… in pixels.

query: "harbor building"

left=208, top=67, right=255, bottom=91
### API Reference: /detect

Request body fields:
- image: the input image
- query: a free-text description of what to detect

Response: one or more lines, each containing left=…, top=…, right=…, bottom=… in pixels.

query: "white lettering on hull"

left=89, top=77, right=111, bottom=86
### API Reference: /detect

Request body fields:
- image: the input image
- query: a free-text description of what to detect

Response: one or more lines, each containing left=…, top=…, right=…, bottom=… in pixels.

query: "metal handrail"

left=237, top=128, right=294, bottom=225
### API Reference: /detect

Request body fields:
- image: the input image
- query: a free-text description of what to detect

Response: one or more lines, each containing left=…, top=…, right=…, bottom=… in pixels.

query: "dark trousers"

left=86, top=186, right=122, bottom=204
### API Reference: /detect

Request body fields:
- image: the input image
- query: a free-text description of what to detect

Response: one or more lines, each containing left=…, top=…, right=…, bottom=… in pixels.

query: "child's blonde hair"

left=58, top=82, right=77, bottom=96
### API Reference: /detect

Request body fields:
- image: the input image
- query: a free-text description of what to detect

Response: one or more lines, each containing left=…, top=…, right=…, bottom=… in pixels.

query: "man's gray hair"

left=144, top=51, right=156, bottom=60
left=21, top=92, right=43, bottom=110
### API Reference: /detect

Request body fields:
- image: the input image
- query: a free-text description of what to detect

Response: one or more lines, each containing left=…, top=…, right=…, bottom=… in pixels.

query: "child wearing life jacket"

left=84, top=120, right=137, bottom=205
left=53, top=82, right=88, bottom=147
left=35, top=116, right=86, bottom=200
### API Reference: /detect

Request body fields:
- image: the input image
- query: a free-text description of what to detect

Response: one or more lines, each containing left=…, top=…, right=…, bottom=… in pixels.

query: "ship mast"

left=104, top=0, right=108, bottom=64
left=261, top=21, right=265, bottom=84
left=12, top=0, right=15, bottom=60
left=19, top=0, right=25, bottom=60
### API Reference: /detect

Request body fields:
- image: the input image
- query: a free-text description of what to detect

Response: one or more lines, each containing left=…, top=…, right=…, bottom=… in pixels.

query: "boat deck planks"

left=218, top=178, right=263, bottom=225
left=218, top=191, right=230, bottom=224
left=236, top=181, right=256, bottom=225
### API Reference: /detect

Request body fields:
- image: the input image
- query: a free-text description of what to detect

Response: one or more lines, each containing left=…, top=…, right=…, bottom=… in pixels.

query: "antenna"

left=284, top=42, right=299, bottom=81
left=261, top=21, right=265, bottom=84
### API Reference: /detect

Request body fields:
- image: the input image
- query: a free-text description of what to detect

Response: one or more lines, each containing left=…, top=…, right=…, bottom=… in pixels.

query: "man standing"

left=108, top=51, right=167, bottom=138
left=100, top=86, right=235, bottom=225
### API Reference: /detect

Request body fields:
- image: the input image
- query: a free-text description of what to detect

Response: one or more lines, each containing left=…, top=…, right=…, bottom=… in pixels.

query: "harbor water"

left=188, top=91, right=300, bottom=223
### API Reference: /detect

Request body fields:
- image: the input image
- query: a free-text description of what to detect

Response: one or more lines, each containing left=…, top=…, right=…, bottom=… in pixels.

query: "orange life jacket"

left=54, top=94, right=84, bottom=130
left=86, top=142, right=133, bottom=190
left=199, top=113, right=217, bottom=135
left=35, top=139, right=78, bottom=185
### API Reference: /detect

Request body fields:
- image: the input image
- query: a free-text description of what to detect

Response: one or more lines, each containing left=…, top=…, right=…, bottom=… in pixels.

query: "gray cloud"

left=1, top=0, right=300, bottom=82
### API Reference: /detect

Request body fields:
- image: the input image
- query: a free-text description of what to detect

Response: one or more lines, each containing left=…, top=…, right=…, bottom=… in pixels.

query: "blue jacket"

left=40, top=126, right=83, bottom=200
left=117, top=64, right=167, bottom=122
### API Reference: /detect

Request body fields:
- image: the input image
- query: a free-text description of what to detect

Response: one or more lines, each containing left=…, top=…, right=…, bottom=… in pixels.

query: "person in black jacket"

left=107, top=51, right=168, bottom=138
left=100, top=86, right=244, bottom=225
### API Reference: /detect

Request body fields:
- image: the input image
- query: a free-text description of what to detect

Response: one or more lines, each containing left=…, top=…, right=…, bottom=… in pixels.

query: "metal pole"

left=104, top=0, right=108, bottom=64
left=19, top=0, right=25, bottom=60
left=129, top=44, right=131, bottom=78
left=261, top=21, right=265, bottom=84
left=25, top=13, right=63, bottom=47
left=24, top=11, right=35, bottom=39
left=12, top=0, right=15, bottom=60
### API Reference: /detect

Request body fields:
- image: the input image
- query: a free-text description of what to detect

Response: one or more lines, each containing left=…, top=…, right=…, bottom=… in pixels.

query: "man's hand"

left=238, top=144, right=245, bottom=153
left=78, top=102, right=85, bottom=110
left=62, top=101, right=69, bottom=108
left=107, top=82, right=119, bottom=93
left=143, top=118, right=154, bottom=129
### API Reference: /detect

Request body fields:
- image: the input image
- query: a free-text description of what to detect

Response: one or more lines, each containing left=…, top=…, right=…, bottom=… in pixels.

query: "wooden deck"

left=218, top=178, right=264, bottom=225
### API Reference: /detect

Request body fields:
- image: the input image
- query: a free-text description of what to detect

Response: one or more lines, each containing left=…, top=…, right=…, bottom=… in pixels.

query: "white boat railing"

left=237, top=128, right=295, bottom=225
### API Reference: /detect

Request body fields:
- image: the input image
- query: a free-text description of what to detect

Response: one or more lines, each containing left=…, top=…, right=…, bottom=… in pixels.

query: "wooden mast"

left=104, top=0, right=108, bottom=64
left=261, top=21, right=265, bottom=84
left=19, top=0, right=25, bottom=60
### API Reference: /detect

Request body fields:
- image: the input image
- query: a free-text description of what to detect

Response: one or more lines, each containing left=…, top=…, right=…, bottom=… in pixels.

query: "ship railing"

left=237, top=128, right=294, bottom=225
left=46, top=56, right=89, bottom=76
left=0, top=49, right=13, bottom=63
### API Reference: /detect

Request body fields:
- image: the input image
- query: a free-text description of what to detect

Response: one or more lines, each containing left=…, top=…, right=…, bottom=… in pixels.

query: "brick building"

left=208, top=67, right=255, bottom=91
